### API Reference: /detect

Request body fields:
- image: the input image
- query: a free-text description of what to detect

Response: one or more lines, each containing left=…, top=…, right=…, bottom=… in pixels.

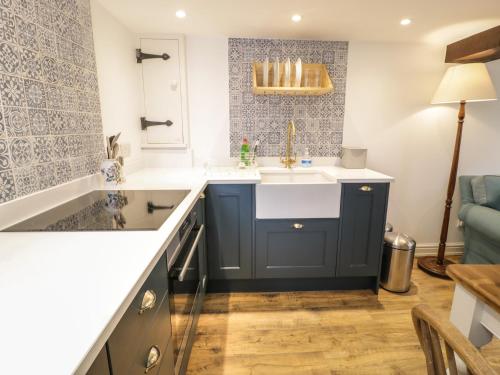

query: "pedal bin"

left=380, top=232, right=416, bottom=292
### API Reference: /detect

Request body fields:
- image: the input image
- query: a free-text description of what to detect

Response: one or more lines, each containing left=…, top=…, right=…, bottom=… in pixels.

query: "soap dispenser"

left=300, top=147, right=312, bottom=168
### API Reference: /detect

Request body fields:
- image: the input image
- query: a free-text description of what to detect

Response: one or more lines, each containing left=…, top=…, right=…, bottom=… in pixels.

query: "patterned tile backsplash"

left=0, top=0, right=104, bottom=203
left=228, top=38, right=348, bottom=158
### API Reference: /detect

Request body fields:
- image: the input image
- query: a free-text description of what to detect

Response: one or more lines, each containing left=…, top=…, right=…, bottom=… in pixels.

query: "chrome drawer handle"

left=292, top=223, right=304, bottom=229
left=145, top=345, right=161, bottom=373
left=139, top=290, right=156, bottom=315
left=359, top=185, right=373, bottom=192
left=178, top=224, right=205, bottom=282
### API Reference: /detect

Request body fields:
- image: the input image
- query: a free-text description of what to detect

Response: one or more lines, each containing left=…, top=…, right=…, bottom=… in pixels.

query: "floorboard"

left=187, top=259, right=500, bottom=374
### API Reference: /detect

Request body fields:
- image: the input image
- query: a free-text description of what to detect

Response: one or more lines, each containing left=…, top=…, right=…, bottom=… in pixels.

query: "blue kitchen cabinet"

left=86, top=345, right=110, bottom=375
left=206, top=185, right=253, bottom=280
left=107, top=252, right=172, bottom=374
left=337, top=183, right=390, bottom=277
left=255, top=219, right=339, bottom=278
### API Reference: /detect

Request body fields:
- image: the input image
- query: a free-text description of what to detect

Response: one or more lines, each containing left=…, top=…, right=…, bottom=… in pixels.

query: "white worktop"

left=0, top=166, right=392, bottom=375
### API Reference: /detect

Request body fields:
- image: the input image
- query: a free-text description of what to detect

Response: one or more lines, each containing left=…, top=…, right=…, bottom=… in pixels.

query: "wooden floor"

left=188, top=260, right=500, bottom=374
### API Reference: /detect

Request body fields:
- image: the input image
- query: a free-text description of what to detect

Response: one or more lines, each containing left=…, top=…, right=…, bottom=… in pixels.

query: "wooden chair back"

left=411, top=304, right=497, bottom=375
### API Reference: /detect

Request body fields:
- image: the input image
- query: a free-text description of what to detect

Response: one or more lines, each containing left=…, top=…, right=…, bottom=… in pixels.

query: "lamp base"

left=417, top=256, right=455, bottom=279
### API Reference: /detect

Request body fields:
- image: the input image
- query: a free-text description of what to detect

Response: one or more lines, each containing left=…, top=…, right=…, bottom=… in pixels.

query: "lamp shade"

left=431, top=63, right=497, bottom=104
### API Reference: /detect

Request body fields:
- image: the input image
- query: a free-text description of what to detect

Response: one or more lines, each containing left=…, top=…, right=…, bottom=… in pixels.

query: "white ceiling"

left=96, top=0, right=500, bottom=45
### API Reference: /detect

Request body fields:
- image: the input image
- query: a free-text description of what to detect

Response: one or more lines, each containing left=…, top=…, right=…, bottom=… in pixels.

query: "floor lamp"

left=418, top=63, right=497, bottom=278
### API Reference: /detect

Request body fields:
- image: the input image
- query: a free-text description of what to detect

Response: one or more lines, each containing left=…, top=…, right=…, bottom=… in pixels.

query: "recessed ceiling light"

left=176, top=9, right=186, bottom=19
left=291, top=14, right=302, bottom=23
left=400, top=18, right=412, bottom=26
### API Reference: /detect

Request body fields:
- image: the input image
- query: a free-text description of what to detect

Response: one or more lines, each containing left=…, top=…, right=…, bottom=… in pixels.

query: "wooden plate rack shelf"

left=252, top=62, right=333, bottom=96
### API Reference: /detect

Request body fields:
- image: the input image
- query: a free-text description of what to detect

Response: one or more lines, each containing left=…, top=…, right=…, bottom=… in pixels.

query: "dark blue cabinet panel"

left=127, top=293, right=173, bottom=375
left=206, top=185, right=253, bottom=279
left=86, top=345, right=110, bottom=375
left=108, top=253, right=170, bottom=374
left=256, top=219, right=339, bottom=278
left=337, top=183, right=389, bottom=277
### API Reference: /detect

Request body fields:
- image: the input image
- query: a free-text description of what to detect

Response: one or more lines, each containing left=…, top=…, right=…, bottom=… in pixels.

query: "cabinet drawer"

left=108, top=253, right=169, bottom=374
left=127, top=294, right=173, bottom=375
left=256, top=219, right=339, bottom=278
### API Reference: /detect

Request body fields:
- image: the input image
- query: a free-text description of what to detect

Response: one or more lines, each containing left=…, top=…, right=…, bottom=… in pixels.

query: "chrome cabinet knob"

left=292, top=223, right=304, bottom=229
left=145, top=345, right=161, bottom=373
left=359, top=185, right=373, bottom=192
left=139, top=290, right=156, bottom=315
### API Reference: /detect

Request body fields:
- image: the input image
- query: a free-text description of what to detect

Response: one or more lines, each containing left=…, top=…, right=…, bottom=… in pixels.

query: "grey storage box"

left=380, top=232, right=416, bottom=293
left=341, top=146, right=367, bottom=169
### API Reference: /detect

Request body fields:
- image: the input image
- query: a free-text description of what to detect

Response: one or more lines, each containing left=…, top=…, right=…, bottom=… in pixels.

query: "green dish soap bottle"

left=240, top=138, right=250, bottom=167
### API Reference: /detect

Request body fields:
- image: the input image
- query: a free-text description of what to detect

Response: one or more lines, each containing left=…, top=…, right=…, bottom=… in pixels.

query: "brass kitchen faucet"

left=280, top=121, right=296, bottom=168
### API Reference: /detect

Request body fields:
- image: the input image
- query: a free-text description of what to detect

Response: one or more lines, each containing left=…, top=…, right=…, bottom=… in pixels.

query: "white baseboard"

left=414, top=242, right=464, bottom=257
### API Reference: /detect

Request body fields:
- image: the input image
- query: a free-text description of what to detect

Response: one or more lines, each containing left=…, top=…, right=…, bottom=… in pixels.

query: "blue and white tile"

left=0, top=138, right=11, bottom=170
left=41, top=56, right=59, bottom=83
left=53, top=159, right=71, bottom=183
left=0, top=73, right=26, bottom=106
left=15, top=16, right=38, bottom=50
left=37, top=26, right=57, bottom=57
left=36, top=161, right=57, bottom=189
left=0, top=169, right=16, bottom=202
left=0, top=41, right=20, bottom=74
left=24, top=78, right=46, bottom=108
left=19, top=47, right=42, bottom=79
left=0, top=8, right=16, bottom=44
left=9, top=136, right=33, bottom=167
left=52, top=135, right=68, bottom=158
left=28, top=108, right=49, bottom=135
left=33, top=136, right=52, bottom=162
left=4, top=106, right=30, bottom=136
left=45, top=84, right=62, bottom=109
left=35, top=1, right=54, bottom=31
left=48, top=110, right=67, bottom=134
left=13, top=165, right=38, bottom=196
left=0, top=111, right=5, bottom=137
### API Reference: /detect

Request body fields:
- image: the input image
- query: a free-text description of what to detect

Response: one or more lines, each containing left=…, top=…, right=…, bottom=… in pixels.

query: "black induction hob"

left=3, top=190, right=190, bottom=232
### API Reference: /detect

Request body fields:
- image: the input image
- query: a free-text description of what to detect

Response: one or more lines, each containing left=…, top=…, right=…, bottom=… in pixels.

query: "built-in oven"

left=167, top=206, right=206, bottom=375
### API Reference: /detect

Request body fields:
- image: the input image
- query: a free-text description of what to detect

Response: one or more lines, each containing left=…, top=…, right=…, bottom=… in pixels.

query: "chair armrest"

left=459, top=204, right=500, bottom=243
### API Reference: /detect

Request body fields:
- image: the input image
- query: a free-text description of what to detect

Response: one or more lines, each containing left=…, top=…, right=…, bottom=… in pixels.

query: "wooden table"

left=447, top=264, right=500, bottom=373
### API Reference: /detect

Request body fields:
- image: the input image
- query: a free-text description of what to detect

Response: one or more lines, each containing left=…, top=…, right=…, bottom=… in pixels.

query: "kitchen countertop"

left=0, top=166, right=392, bottom=374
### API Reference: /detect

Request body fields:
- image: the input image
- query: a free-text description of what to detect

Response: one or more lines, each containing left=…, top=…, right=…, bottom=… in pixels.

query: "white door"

left=140, top=37, right=187, bottom=147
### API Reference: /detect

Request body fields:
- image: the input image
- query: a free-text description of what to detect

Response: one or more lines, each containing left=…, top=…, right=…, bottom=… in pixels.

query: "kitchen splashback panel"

left=0, top=0, right=104, bottom=203
left=228, top=38, right=348, bottom=157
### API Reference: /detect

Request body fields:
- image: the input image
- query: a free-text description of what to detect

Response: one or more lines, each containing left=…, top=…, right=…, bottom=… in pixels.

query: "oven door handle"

left=178, top=224, right=205, bottom=282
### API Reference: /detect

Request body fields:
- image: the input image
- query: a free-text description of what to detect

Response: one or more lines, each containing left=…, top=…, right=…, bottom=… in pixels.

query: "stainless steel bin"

left=380, top=232, right=416, bottom=292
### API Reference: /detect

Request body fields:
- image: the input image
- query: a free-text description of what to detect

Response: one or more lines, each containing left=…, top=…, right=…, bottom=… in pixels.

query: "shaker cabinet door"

left=337, top=183, right=389, bottom=277
left=206, top=185, right=253, bottom=280
left=255, top=219, right=339, bottom=278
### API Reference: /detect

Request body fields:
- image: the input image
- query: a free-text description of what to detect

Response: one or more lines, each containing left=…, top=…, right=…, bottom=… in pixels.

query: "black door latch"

left=136, top=48, right=170, bottom=63
left=140, top=117, right=173, bottom=130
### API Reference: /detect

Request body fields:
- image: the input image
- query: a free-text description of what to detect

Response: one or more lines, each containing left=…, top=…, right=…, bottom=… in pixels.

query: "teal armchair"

left=458, top=176, right=500, bottom=264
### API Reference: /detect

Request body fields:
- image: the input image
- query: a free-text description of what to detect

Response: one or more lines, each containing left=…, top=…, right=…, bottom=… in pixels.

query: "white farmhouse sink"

left=260, top=170, right=333, bottom=184
left=256, top=169, right=341, bottom=219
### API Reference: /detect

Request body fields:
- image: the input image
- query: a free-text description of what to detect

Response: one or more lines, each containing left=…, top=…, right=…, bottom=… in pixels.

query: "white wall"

left=186, top=37, right=231, bottom=167
left=343, top=42, right=500, bottom=246
left=141, top=36, right=231, bottom=168
left=91, top=1, right=143, bottom=173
